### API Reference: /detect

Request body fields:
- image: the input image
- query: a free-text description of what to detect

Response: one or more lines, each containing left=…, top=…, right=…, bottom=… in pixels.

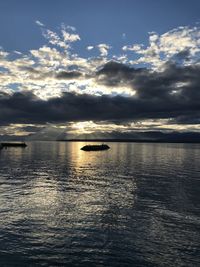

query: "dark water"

left=0, top=142, right=200, bottom=267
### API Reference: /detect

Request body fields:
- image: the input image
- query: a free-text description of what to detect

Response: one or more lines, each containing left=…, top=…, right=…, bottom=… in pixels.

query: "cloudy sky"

left=0, top=0, right=200, bottom=140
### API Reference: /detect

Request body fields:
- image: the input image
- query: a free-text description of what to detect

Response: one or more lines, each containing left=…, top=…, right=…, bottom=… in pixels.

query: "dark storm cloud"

left=20, top=125, right=45, bottom=132
left=95, top=61, right=200, bottom=91
left=172, top=49, right=191, bottom=61
left=20, top=67, right=41, bottom=74
left=0, top=61, right=200, bottom=126
left=96, top=61, right=146, bottom=87
left=171, top=114, right=200, bottom=125
left=19, top=68, right=83, bottom=80
left=55, top=70, right=83, bottom=79
left=0, top=90, right=199, bottom=127
left=95, top=60, right=200, bottom=104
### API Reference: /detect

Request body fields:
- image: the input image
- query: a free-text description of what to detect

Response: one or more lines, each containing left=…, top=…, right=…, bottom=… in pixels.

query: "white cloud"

left=1, top=23, right=200, bottom=136
left=122, top=26, right=200, bottom=68
left=42, top=29, right=68, bottom=49
left=35, top=20, right=45, bottom=27
left=14, top=51, right=22, bottom=55
left=41, top=24, right=80, bottom=52
left=66, top=25, right=76, bottom=32
left=87, top=46, right=94, bottom=50
left=122, top=44, right=143, bottom=52
left=122, top=33, right=126, bottom=39
left=0, top=24, right=200, bottom=101
left=149, top=33, right=159, bottom=42
left=97, top=43, right=111, bottom=57
left=61, top=30, right=80, bottom=42
left=0, top=50, right=9, bottom=59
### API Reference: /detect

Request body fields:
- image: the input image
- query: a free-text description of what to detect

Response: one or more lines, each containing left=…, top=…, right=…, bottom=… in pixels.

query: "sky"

left=0, top=0, right=200, bottom=140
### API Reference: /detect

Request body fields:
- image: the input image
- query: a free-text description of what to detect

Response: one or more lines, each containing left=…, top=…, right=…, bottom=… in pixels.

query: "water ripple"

left=0, top=142, right=199, bottom=266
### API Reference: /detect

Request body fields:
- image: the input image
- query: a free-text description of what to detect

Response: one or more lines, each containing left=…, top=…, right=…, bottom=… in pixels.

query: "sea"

left=0, top=142, right=199, bottom=267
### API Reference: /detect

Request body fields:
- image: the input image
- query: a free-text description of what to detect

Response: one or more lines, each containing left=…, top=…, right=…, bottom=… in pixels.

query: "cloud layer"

left=0, top=23, right=200, bottom=137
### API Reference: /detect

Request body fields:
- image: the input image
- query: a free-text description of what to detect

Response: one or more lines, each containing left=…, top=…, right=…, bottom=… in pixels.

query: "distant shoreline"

left=57, top=139, right=200, bottom=144
left=2, top=139, right=200, bottom=144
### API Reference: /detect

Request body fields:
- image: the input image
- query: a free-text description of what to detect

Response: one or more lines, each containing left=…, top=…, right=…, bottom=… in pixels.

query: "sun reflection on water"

left=0, top=142, right=199, bottom=266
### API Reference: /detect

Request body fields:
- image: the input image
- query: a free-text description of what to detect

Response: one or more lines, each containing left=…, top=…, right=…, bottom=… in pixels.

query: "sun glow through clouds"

left=0, top=17, right=200, bottom=139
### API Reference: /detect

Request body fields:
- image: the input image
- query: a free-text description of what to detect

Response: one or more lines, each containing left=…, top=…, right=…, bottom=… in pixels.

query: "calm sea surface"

left=0, top=142, right=199, bottom=267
